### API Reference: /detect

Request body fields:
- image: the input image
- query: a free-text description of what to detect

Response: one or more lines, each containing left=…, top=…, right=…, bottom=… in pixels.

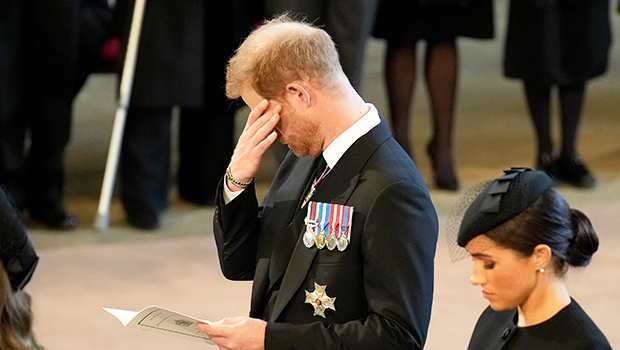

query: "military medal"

left=337, top=205, right=353, bottom=251
left=304, top=282, right=336, bottom=318
left=303, top=201, right=318, bottom=248
left=315, top=202, right=328, bottom=249
left=337, top=231, right=349, bottom=251
left=304, top=201, right=354, bottom=251
left=303, top=224, right=316, bottom=248
left=316, top=232, right=326, bottom=249
left=326, top=230, right=338, bottom=250
left=326, top=204, right=341, bottom=251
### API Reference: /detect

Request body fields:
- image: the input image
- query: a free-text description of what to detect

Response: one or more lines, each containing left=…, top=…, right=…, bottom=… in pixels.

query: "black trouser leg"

left=120, top=106, right=171, bottom=223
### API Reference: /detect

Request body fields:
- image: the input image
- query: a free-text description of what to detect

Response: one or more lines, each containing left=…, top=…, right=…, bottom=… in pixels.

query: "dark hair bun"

left=567, top=209, right=599, bottom=267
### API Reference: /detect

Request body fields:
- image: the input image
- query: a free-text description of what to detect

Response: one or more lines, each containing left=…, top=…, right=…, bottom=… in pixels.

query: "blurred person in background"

left=503, top=0, right=610, bottom=189
left=114, top=0, right=262, bottom=230
left=373, top=0, right=494, bottom=191
left=0, top=0, right=113, bottom=230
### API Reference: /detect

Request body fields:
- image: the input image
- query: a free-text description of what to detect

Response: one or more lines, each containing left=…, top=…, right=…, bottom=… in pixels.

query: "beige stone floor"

left=25, top=4, right=620, bottom=349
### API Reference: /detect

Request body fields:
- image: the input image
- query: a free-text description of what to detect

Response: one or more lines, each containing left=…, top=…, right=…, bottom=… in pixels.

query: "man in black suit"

left=198, top=15, right=438, bottom=350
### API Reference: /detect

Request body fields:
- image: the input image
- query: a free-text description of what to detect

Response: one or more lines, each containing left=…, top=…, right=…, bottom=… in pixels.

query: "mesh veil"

left=446, top=180, right=490, bottom=262
left=446, top=168, right=554, bottom=262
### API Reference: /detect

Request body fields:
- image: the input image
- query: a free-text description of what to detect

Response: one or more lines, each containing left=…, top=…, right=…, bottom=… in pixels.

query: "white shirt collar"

left=322, top=103, right=380, bottom=168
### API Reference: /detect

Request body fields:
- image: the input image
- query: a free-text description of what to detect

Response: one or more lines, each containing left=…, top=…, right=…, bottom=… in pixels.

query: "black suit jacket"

left=213, top=119, right=438, bottom=349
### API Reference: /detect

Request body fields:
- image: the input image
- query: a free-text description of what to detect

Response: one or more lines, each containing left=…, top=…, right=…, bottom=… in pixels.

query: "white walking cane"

left=95, top=0, right=147, bottom=231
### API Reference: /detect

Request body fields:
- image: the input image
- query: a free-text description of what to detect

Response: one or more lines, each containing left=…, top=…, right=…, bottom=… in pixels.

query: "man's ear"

left=286, top=83, right=312, bottom=107
left=533, top=244, right=552, bottom=271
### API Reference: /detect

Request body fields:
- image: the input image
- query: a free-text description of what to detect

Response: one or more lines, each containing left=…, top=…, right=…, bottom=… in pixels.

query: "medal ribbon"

left=329, top=203, right=338, bottom=237
left=341, top=205, right=352, bottom=241
left=311, top=201, right=317, bottom=232
left=305, top=201, right=318, bottom=231
left=345, top=206, right=353, bottom=241
left=337, top=204, right=345, bottom=239
left=301, top=164, right=331, bottom=209
left=319, top=202, right=329, bottom=236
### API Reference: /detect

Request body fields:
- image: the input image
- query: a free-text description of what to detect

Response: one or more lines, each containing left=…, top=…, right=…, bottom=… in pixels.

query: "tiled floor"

left=26, top=4, right=620, bottom=349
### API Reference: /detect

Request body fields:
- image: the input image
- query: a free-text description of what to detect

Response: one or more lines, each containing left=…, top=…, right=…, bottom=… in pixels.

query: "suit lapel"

left=267, top=157, right=318, bottom=291
left=268, top=119, right=393, bottom=322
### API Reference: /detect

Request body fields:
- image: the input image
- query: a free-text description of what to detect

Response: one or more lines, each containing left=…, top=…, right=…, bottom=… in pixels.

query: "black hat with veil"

left=446, top=168, right=555, bottom=261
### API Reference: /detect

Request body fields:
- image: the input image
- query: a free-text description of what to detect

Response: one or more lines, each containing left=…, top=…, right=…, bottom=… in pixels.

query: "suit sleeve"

left=213, top=178, right=261, bottom=281
left=264, top=180, right=439, bottom=350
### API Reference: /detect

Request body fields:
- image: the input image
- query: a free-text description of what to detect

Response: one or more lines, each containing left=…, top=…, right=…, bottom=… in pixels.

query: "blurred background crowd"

left=0, top=0, right=619, bottom=349
left=1, top=0, right=618, bottom=232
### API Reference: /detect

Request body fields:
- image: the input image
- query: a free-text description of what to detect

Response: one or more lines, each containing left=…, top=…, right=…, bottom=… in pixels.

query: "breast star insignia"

left=304, top=282, right=336, bottom=318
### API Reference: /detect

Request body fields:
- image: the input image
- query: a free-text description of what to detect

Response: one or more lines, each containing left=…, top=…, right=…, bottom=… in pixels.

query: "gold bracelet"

left=225, top=165, right=252, bottom=188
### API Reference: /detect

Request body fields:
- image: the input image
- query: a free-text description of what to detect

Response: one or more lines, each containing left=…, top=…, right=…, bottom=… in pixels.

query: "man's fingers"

left=247, top=107, right=280, bottom=137
left=197, top=322, right=229, bottom=349
left=244, top=99, right=270, bottom=131
left=197, top=321, right=229, bottom=339
left=255, top=131, right=278, bottom=154
left=228, top=101, right=281, bottom=183
left=196, top=321, right=214, bottom=335
left=245, top=100, right=281, bottom=133
left=248, top=113, right=279, bottom=146
left=220, top=316, right=244, bottom=325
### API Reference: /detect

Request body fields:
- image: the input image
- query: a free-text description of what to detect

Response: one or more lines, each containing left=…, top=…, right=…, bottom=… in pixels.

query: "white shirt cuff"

left=223, top=176, right=244, bottom=204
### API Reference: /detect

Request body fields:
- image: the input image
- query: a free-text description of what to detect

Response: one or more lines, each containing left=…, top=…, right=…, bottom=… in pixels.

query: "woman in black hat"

left=451, top=168, right=611, bottom=349
left=0, top=186, right=42, bottom=349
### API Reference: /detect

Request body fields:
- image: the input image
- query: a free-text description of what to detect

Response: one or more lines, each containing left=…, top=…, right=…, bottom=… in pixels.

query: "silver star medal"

left=304, top=282, right=336, bottom=318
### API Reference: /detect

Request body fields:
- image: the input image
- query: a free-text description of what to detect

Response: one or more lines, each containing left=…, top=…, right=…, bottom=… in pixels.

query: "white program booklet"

left=104, top=305, right=215, bottom=345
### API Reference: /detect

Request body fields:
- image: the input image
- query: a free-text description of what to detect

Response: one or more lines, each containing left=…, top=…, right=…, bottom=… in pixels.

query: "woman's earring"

left=539, top=268, right=545, bottom=273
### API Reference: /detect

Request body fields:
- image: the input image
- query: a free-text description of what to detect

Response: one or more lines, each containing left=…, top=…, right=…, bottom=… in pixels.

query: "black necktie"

left=314, top=155, right=327, bottom=181
left=296, top=155, right=327, bottom=213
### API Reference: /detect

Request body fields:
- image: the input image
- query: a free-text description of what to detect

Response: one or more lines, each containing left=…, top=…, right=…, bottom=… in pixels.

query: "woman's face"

left=465, top=235, right=540, bottom=311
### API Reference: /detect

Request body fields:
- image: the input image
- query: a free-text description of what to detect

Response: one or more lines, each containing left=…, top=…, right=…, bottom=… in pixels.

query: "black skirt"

left=503, top=0, right=611, bottom=86
left=373, top=0, right=494, bottom=44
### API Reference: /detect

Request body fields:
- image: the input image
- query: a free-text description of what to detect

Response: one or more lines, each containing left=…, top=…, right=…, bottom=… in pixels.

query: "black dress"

left=504, top=0, right=611, bottom=86
left=467, top=299, right=612, bottom=350
left=373, top=0, right=494, bottom=44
